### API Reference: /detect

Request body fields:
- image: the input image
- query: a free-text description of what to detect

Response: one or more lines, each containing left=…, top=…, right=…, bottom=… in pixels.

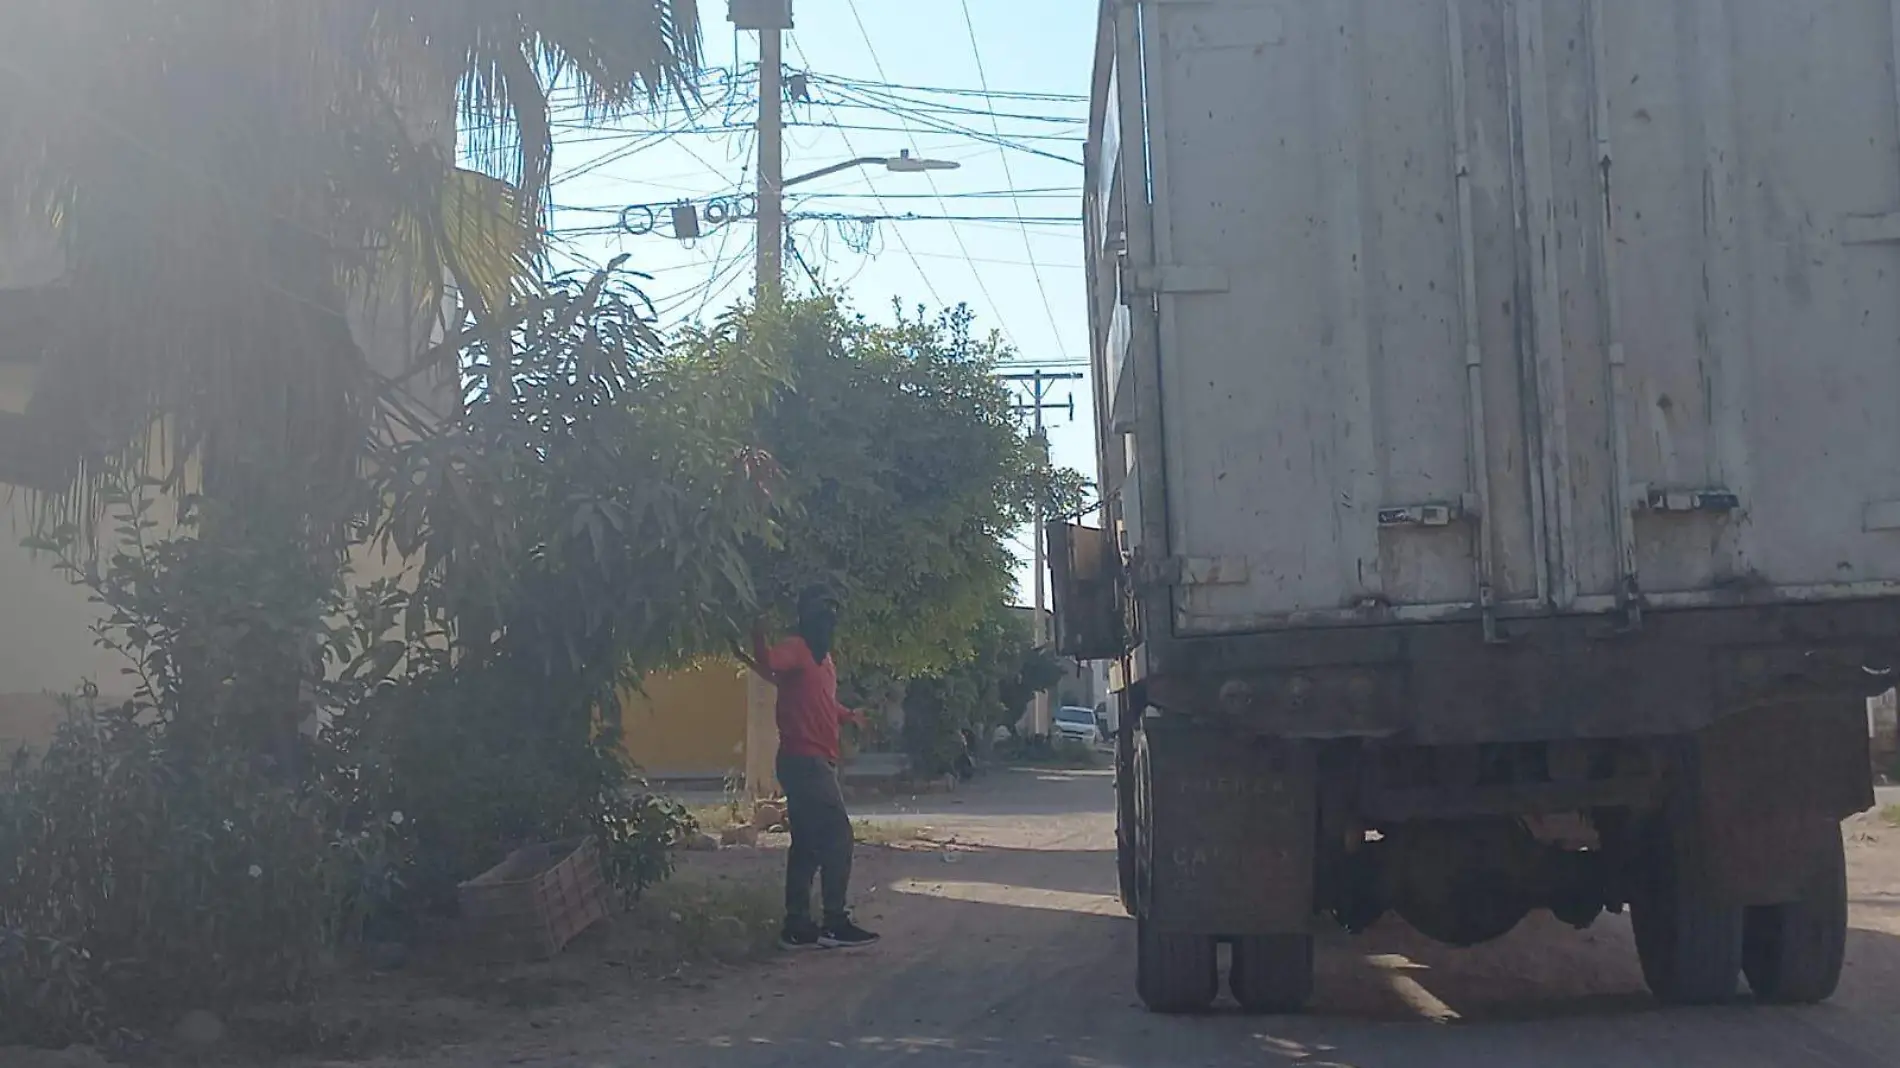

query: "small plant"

left=1879, top=803, right=1900, bottom=828
left=722, top=767, right=748, bottom=826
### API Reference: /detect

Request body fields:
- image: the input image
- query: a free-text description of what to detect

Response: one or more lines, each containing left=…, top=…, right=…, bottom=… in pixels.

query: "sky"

left=544, top=0, right=1101, bottom=605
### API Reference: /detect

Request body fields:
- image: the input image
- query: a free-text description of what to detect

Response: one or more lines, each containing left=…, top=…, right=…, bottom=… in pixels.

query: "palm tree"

left=0, top=1, right=702, bottom=533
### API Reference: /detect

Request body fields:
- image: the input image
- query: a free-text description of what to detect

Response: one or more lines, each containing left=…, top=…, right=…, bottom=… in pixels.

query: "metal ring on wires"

left=618, top=204, right=658, bottom=236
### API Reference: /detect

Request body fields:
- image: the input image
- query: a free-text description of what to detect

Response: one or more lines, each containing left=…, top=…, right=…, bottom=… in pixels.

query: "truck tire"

left=1742, top=828, right=1847, bottom=1004
left=1229, top=934, right=1314, bottom=1014
left=1630, top=822, right=1742, bottom=1005
left=1115, top=725, right=1137, bottom=916
left=1136, top=918, right=1219, bottom=1013
left=1131, top=729, right=1217, bottom=1013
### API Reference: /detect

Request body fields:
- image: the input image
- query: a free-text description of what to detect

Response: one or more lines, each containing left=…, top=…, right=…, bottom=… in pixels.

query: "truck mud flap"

left=1142, top=716, right=1316, bottom=935
left=1693, top=701, right=1872, bottom=906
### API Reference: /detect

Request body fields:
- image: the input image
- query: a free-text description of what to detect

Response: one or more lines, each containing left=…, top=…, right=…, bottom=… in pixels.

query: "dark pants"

left=777, top=751, right=854, bottom=925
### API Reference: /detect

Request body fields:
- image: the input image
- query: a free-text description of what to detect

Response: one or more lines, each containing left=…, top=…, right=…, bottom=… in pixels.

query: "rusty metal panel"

left=1143, top=717, right=1316, bottom=935
left=1047, top=521, right=1123, bottom=661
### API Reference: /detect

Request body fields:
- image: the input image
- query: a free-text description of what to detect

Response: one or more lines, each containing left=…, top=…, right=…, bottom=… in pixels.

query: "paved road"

left=405, top=767, right=1900, bottom=1067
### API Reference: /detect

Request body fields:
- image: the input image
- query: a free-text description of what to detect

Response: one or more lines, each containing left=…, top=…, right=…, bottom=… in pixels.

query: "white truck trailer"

left=1052, top=0, right=1899, bottom=1012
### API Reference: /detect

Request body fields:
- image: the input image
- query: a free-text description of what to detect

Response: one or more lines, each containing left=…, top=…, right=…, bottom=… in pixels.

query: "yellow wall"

left=620, top=659, right=752, bottom=780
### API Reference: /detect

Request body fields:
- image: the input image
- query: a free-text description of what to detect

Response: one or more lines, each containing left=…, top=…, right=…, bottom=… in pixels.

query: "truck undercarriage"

left=1105, top=601, right=1888, bottom=1013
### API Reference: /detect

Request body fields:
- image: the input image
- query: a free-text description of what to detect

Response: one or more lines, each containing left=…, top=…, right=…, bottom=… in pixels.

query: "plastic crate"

left=458, top=836, right=609, bottom=961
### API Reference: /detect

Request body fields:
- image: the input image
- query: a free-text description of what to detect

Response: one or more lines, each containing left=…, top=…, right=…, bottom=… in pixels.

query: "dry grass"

left=1002, top=737, right=1106, bottom=770
left=215, top=861, right=785, bottom=1060
left=620, top=867, right=784, bottom=964
left=852, top=819, right=924, bottom=847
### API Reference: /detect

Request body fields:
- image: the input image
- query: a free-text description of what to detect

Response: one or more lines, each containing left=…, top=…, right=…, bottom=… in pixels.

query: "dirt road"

left=379, top=768, right=1900, bottom=1067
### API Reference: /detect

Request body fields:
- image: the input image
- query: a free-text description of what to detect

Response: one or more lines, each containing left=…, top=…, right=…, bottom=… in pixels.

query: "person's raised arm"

left=743, top=623, right=778, bottom=683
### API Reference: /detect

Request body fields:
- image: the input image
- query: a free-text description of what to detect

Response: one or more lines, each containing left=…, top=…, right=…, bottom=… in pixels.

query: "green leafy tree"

left=714, top=296, right=1066, bottom=678
left=360, top=268, right=774, bottom=904
left=902, top=602, right=1065, bottom=776
left=377, top=266, right=778, bottom=678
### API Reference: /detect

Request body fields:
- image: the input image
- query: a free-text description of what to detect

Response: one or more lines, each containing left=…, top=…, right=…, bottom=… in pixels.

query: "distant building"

left=1007, top=604, right=1099, bottom=731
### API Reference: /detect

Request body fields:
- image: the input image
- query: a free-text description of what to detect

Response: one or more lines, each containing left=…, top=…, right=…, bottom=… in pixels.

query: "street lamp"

left=626, top=151, right=963, bottom=243
left=784, top=150, right=962, bottom=188
left=760, top=152, right=960, bottom=298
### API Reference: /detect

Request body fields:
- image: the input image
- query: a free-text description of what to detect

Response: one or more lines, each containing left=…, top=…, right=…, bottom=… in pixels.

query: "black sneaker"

left=778, top=917, right=821, bottom=950
left=818, top=918, right=880, bottom=949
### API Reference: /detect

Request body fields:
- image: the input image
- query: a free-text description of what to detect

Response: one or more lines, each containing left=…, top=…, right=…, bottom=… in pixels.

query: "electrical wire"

left=785, top=30, right=946, bottom=310
left=959, top=0, right=1070, bottom=362
left=546, top=212, right=1082, bottom=241
left=839, top=0, right=1022, bottom=356
left=822, top=84, right=1084, bottom=166
left=814, top=72, right=1088, bottom=105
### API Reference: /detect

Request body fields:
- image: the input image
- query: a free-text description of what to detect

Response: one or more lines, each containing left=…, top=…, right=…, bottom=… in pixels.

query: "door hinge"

left=1864, top=499, right=1900, bottom=532
left=1842, top=212, right=1900, bottom=245
left=1133, top=265, right=1230, bottom=294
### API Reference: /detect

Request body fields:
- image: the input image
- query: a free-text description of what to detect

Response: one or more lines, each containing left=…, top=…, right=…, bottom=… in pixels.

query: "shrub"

left=0, top=694, right=403, bottom=1046
left=0, top=495, right=399, bottom=1046
left=323, top=659, right=692, bottom=915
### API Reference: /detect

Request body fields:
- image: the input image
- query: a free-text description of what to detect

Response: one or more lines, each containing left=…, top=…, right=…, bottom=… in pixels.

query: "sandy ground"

left=335, top=768, right=1900, bottom=1068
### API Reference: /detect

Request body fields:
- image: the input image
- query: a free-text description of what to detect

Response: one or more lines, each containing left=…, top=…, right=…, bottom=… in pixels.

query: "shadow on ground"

left=629, top=834, right=1900, bottom=1068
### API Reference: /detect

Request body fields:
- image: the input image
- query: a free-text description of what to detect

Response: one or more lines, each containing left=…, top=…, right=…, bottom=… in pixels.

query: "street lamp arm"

left=782, top=157, right=888, bottom=190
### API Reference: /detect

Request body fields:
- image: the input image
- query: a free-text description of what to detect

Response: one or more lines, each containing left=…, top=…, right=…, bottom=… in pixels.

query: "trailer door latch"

left=1637, top=486, right=1739, bottom=515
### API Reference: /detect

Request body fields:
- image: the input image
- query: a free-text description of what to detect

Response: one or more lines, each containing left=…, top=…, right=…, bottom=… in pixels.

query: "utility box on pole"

left=728, top=0, right=792, bottom=30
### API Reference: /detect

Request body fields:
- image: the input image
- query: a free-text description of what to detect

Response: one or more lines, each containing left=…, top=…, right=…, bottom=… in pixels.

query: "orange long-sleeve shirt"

left=751, top=633, right=857, bottom=762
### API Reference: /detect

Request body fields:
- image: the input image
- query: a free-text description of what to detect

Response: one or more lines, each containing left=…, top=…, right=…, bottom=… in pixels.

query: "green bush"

left=0, top=695, right=403, bottom=1046
left=323, top=658, right=692, bottom=915
left=899, top=603, right=1066, bottom=777
left=0, top=496, right=407, bottom=1046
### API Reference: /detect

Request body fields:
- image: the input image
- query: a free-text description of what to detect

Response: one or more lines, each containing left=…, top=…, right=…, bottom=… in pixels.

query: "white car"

left=1053, top=706, right=1103, bottom=747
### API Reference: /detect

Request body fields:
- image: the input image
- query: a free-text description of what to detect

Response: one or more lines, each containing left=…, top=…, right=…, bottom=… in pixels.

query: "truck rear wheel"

left=1229, top=934, right=1314, bottom=1014
left=1115, top=725, right=1137, bottom=916
left=1131, top=729, right=1218, bottom=1012
left=1630, top=822, right=1742, bottom=1005
left=1136, top=919, right=1218, bottom=1013
left=1742, top=828, right=1847, bottom=1004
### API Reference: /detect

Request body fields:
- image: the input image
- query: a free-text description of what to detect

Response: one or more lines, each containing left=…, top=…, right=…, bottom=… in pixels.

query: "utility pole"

left=1001, top=369, right=1082, bottom=739
left=756, top=26, right=783, bottom=303
left=731, top=0, right=792, bottom=303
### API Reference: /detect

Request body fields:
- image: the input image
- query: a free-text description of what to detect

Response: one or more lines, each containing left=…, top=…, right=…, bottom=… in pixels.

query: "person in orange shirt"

left=749, top=585, right=880, bottom=949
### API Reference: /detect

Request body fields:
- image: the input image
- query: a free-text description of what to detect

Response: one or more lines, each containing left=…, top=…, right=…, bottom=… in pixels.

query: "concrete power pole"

left=730, top=1, right=793, bottom=805
left=732, top=0, right=792, bottom=304
left=1002, top=369, right=1082, bottom=739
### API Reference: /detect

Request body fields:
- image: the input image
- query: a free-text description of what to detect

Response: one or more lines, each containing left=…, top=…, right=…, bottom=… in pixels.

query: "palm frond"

left=0, top=0, right=703, bottom=537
